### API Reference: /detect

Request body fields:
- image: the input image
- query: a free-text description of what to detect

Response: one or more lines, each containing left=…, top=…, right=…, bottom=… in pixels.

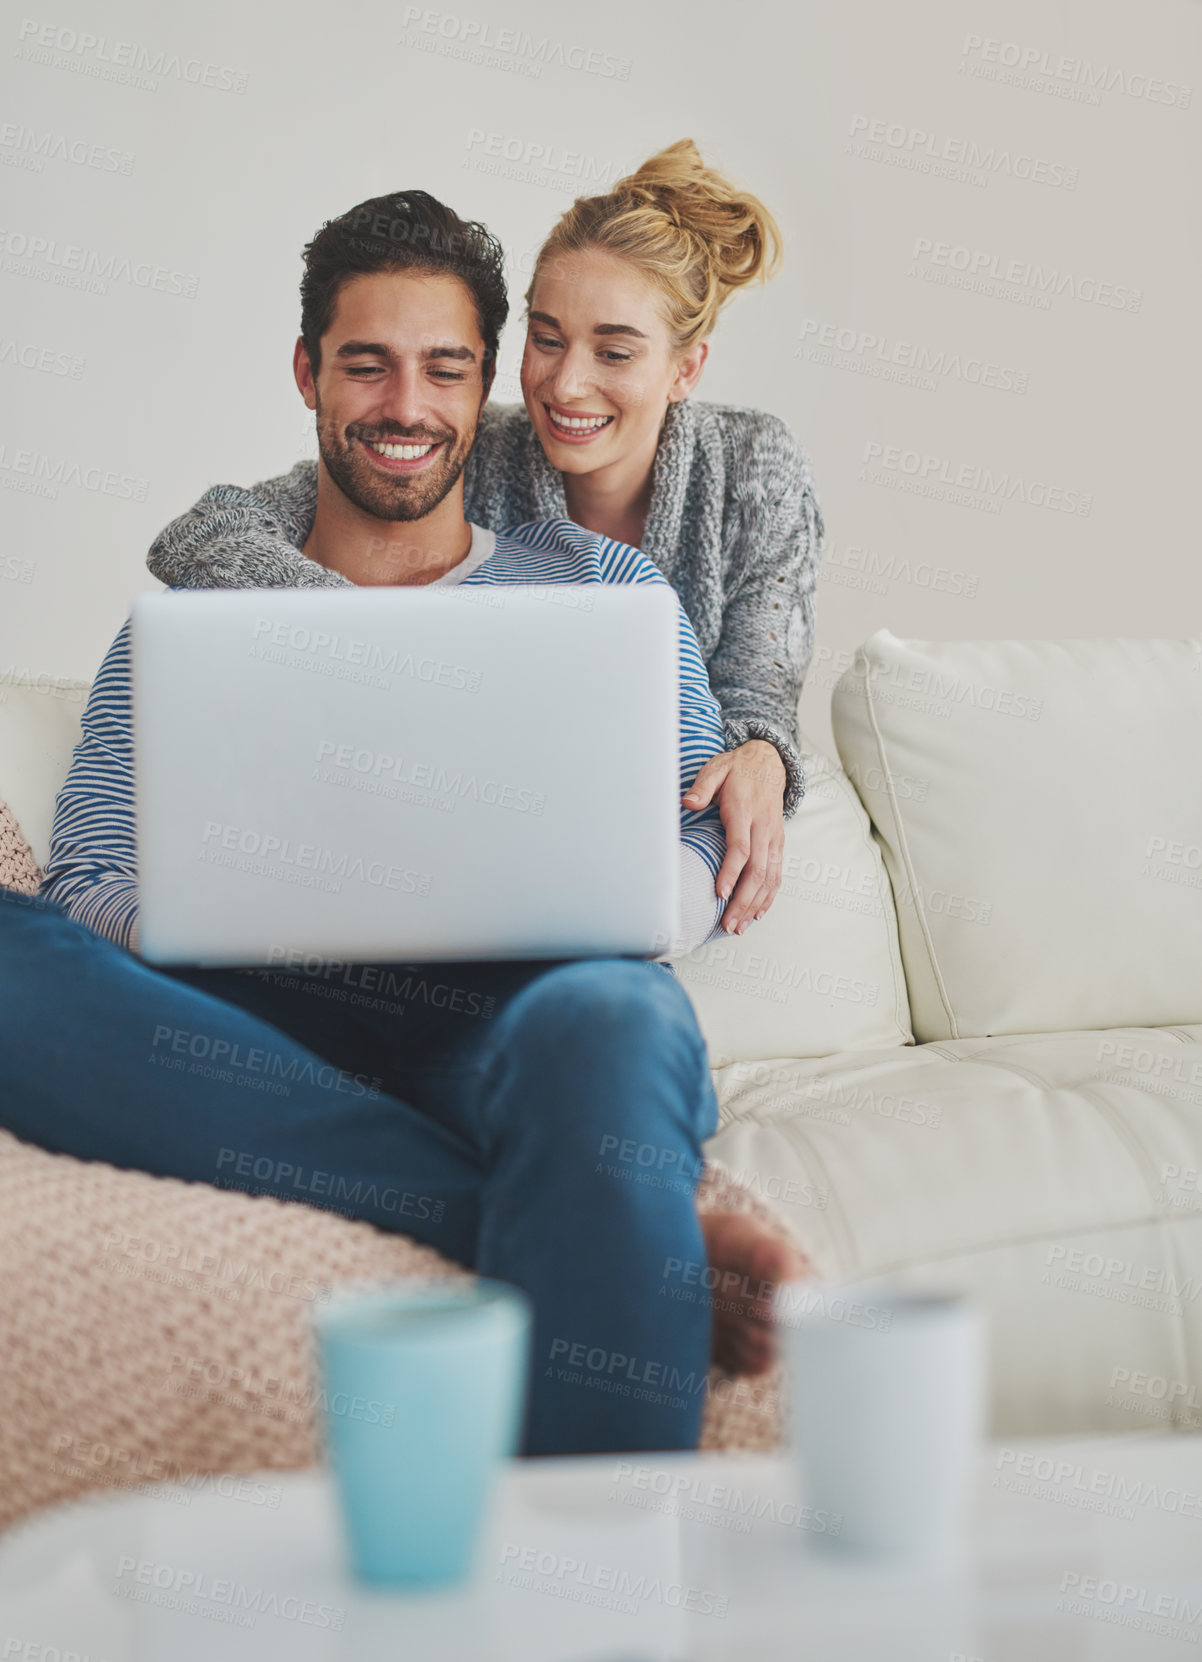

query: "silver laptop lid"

left=132, top=585, right=680, bottom=965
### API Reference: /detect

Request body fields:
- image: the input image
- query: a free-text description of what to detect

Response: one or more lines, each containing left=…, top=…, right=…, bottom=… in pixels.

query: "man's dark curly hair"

left=300, top=191, right=508, bottom=382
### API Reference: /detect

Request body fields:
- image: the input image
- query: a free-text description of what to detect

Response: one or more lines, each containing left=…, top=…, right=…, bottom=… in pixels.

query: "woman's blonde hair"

left=526, top=138, right=782, bottom=352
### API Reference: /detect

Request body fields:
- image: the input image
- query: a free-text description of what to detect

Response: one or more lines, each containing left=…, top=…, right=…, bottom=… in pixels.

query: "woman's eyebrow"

left=528, top=311, right=646, bottom=341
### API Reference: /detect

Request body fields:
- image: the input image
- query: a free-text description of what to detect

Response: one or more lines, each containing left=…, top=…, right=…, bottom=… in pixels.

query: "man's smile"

left=357, top=435, right=445, bottom=471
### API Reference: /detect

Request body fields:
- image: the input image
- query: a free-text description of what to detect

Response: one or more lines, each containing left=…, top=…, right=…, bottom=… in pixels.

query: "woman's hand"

left=682, top=739, right=787, bottom=934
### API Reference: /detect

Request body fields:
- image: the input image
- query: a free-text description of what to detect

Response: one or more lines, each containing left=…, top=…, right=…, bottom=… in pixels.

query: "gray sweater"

left=147, top=399, right=824, bottom=813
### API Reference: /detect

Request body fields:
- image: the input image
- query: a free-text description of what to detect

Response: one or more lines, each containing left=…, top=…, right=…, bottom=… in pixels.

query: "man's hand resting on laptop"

left=682, top=738, right=787, bottom=935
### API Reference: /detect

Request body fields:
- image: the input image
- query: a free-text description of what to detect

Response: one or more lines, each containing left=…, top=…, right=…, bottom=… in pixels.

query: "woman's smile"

left=542, top=403, right=617, bottom=443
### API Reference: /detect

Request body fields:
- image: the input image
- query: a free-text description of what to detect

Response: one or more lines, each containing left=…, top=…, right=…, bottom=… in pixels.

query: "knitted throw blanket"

left=0, top=798, right=40, bottom=895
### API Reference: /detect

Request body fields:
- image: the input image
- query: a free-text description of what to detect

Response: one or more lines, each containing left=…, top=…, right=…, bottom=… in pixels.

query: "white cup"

left=774, top=1281, right=986, bottom=1563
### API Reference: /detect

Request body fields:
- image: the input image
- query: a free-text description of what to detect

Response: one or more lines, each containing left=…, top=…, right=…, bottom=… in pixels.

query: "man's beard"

left=314, top=398, right=475, bottom=522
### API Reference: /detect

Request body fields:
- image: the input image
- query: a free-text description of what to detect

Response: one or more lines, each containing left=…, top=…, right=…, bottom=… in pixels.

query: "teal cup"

left=313, top=1277, right=532, bottom=1588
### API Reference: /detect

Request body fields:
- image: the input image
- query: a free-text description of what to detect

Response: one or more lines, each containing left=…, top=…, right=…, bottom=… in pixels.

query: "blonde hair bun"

left=621, top=139, right=781, bottom=297
left=529, top=138, right=783, bottom=350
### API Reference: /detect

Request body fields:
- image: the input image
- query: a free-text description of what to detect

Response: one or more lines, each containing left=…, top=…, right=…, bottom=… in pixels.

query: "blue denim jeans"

left=0, top=887, right=719, bottom=1455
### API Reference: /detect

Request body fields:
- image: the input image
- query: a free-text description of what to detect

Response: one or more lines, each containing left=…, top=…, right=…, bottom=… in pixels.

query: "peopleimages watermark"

left=0, top=334, right=85, bottom=377
left=774, top=1283, right=895, bottom=1333
left=1161, top=1161, right=1202, bottom=1211
left=0, top=227, right=198, bottom=298
left=860, top=440, right=1091, bottom=517
left=1141, top=834, right=1202, bottom=893
left=0, top=556, right=34, bottom=586
left=0, top=442, right=148, bottom=503
left=597, top=1132, right=705, bottom=1196
left=890, top=879, right=993, bottom=927
left=609, top=1460, right=842, bottom=1538
left=958, top=34, right=1192, bottom=110
left=463, top=127, right=635, bottom=195
left=1057, top=1571, right=1202, bottom=1645
left=778, top=851, right=886, bottom=919
left=15, top=19, right=249, bottom=95
left=545, top=1337, right=707, bottom=1411
left=705, top=1061, right=856, bottom=1128
left=112, top=1558, right=343, bottom=1631
left=994, top=1446, right=1202, bottom=1523
left=794, top=1075, right=944, bottom=1131
left=250, top=616, right=482, bottom=694
left=215, top=1147, right=447, bottom=1226
left=847, top=113, right=1078, bottom=190
left=841, top=757, right=931, bottom=802
left=908, top=236, right=1142, bottom=313
left=1042, top=1243, right=1202, bottom=1316
left=496, top=1542, right=726, bottom=1618
left=314, top=738, right=546, bottom=816
left=1095, top=1040, right=1202, bottom=1115
left=197, top=820, right=432, bottom=899
left=0, top=665, right=84, bottom=700
left=48, top=1431, right=283, bottom=1508
left=262, top=946, right=497, bottom=1020
left=0, top=120, right=134, bottom=174
left=152, top=1023, right=380, bottom=1103
left=4, top=1644, right=120, bottom=1662
left=822, top=644, right=1044, bottom=722
left=818, top=534, right=981, bottom=596
left=681, top=939, right=880, bottom=1009
left=95, top=1221, right=331, bottom=1305
left=160, top=1351, right=399, bottom=1433
left=399, top=8, right=632, bottom=80
left=661, top=1249, right=827, bottom=1319
left=711, top=1170, right=829, bottom=1213
left=799, top=319, right=1028, bottom=399
left=1106, top=1366, right=1202, bottom=1429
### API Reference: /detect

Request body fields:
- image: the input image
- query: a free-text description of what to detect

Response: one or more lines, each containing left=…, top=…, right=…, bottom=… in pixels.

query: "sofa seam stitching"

left=1154, top=1213, right=1194, bottom=1426
left=860, top=653, right=959, bottom=1039
left=810, top=744, right=914, bottom=1047
left=830, top=1209, right=1202, bottom=1279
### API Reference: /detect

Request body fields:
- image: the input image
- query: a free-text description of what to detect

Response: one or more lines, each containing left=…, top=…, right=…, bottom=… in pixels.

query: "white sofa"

left=2, top=629, right=1200, bottom=1441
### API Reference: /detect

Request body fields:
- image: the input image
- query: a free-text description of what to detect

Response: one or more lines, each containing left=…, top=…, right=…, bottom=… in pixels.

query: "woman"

left=149, top=140, right=824, bottom=935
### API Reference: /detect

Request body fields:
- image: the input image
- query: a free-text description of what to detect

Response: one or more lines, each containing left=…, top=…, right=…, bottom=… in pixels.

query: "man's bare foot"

left=699, top=1210, right=809, bottom=1375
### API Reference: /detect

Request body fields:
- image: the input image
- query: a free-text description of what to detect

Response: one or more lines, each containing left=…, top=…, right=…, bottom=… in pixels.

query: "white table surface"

left=1, top=1433, right=1200, bottom=1660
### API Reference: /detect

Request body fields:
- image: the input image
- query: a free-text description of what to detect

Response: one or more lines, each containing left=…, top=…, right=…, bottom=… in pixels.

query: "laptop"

left=130, top=585, right=681, bottom=965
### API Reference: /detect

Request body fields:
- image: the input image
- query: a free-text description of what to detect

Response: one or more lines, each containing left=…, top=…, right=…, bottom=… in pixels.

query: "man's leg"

left=472, top=958, right=718, bottom=1455
left=0, top=891, right=480, bottom=1263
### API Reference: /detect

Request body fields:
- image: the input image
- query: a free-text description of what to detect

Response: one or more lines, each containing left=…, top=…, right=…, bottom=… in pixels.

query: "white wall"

left=2, top=0, right=1199, bottom=755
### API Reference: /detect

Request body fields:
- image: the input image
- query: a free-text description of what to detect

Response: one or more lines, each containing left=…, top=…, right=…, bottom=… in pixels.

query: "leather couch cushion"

left=706, top=1022, right=1202, bottom=1435
left=831, top=631, right=1202, bottom=1039
left=674, top=739, right=913, bottom=1061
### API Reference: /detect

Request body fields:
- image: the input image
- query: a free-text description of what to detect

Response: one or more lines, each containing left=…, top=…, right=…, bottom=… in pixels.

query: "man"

left=12, top=190, right=803, bottom=1456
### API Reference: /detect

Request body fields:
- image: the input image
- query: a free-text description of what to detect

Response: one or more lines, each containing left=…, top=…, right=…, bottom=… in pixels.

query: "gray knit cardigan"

left=147, top=399, right=824, bottom=814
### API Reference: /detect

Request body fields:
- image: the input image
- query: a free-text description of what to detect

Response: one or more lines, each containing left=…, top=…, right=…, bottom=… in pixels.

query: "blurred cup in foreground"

left=314, top=1277, right=531, bottom=1588
left=775, top=1281, right=985, bottom=1563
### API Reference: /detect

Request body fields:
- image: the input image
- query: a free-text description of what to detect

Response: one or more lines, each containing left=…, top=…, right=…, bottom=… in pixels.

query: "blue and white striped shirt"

left=41, top=518, right=728, bottom=956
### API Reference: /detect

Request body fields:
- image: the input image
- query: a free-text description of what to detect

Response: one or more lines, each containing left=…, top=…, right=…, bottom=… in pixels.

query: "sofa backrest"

left=0, top=679, right=87, bottom=871
left=673, top=736, right=913, bottom=1061
left=832, top=630, right=1202, bottom=1040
